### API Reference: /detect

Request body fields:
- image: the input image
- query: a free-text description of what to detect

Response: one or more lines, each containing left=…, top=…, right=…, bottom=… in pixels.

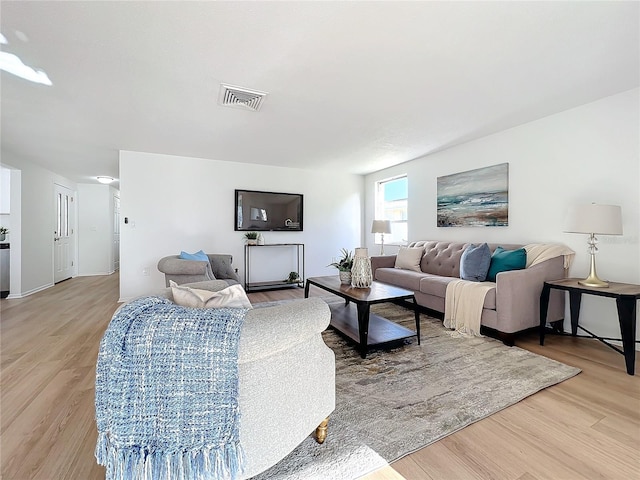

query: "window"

left=374, top=175, right=408, bottom=245
left=56, top=192, right=70, bottom=237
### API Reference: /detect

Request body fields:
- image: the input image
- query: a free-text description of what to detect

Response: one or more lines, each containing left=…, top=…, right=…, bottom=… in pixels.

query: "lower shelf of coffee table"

left=328, top=302, right=416, bottom=346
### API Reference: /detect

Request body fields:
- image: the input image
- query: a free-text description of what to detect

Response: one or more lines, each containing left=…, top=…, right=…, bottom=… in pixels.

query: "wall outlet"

left=142, top=267, right=150, bottom=276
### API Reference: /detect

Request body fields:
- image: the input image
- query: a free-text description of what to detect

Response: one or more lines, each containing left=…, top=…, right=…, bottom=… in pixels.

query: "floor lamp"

left=564, top=203, right=622, bottom=288
left=371, top=220, right=392, bottom=255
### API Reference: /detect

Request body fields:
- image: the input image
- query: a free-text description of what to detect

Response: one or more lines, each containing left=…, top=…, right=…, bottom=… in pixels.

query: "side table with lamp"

left=539, top=203, right=640, bottom=375
left=564, top=203, right=623, bottom=288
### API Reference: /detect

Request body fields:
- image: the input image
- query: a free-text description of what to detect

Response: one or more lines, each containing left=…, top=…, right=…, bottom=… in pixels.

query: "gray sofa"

left=371, top=241, right=566, bottom=344
left=146, top=280, right=335, bottom=478
left=157, top=253, right=241, bottom=286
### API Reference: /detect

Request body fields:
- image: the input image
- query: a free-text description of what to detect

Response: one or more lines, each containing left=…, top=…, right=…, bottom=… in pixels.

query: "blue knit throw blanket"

left=95, top=296, right=247, bottom=480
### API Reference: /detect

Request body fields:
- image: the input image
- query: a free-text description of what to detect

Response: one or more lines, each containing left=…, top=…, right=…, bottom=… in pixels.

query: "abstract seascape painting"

left=437, top=163, right=509, bottom=227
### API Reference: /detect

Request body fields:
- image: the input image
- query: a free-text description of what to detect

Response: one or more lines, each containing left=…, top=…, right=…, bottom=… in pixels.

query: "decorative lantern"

left=351, top=247, right=373, bottom=288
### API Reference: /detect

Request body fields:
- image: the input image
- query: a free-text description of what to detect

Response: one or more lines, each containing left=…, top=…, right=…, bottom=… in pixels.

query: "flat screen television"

left=235, top=189, right=303, bottom=231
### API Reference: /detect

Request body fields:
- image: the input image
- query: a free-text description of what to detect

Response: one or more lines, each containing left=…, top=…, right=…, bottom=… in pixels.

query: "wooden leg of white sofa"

left=315, top=417, right=329, bottom=444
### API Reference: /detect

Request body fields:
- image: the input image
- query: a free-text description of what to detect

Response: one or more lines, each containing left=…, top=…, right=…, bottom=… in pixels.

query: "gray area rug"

left=251, top=300, right=581, bottom=479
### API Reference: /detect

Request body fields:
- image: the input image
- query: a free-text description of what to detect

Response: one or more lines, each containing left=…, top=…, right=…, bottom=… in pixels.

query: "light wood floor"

left=1, top=274, right=638, bottom=479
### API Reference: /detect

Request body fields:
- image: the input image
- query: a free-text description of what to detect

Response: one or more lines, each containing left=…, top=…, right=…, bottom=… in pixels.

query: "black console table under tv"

left=244, top=243, right=305, bottom=293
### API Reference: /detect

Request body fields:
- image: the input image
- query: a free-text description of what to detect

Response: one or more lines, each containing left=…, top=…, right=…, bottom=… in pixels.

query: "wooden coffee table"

left=305, top=276, right=420, bottom=358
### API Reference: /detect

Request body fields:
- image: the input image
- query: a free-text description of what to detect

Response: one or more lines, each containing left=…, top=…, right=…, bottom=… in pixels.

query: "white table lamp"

left=564, top=203, right=622, bottom=288
left=371, top=220, right=392, bottom=255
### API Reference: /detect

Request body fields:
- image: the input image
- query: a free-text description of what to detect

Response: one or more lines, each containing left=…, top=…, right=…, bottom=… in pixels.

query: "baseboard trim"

left=7, top=282, right=55, bottom=299
left=77, top=271, right=114, bottom=277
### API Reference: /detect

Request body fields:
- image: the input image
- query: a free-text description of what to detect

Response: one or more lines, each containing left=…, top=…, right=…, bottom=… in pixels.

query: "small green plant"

left=328, top=248, right=354, bottom=272
left=285, top=271, right=301, bottom=283
left=0, top=226, right=8, bottom=235
left=244, top=231, right=259, bottom=240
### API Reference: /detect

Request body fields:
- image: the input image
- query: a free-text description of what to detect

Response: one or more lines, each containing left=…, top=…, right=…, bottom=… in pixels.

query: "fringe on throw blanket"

left=95, top=433, right=245, bottom=480
left=95, top=295, right=248, bottom=480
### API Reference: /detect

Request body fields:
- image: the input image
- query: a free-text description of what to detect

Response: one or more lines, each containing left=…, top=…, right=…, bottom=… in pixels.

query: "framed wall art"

left=437, top=163, right=509, bottom=227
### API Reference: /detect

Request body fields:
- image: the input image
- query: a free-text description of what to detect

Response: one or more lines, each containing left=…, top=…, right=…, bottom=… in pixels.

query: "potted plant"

left=285, top=271, right=301, bottom=284
left=244, top=231, right=259, bottom=245
left=0, top=226, right=8, bottom=242
left=328, top=248, right=354, bottom=284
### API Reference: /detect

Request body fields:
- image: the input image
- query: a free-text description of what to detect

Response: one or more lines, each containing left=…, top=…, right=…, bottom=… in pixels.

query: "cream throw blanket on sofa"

left=444, top=280, right=493, bottom=337
left=444, top=243, right=575, bottom=337
left=524, top=243, right=575, bottom=269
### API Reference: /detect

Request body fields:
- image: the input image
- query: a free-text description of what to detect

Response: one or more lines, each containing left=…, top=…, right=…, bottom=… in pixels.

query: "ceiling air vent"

left=218, top=84, right=268, bottom=112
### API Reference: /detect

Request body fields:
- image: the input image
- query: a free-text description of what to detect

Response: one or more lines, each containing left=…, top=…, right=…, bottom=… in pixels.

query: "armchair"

left=97, top=281, right=335, bottom=479
left=157, top=253, right=241, bottom=286
left=159, top=281, right=336, bottom=478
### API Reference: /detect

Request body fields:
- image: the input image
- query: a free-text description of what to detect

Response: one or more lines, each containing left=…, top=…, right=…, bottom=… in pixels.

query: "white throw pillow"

left=394, top=247, right=423, bottom=272
left=170, top=281, right=252, bottom=309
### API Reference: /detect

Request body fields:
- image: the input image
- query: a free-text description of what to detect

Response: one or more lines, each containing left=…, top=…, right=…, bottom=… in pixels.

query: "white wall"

left=119, top=151, right=364, bottom=301
left=0, top=166, right=10, bottom=212
left=1, top=166, right=12, bottom=240
left=366, top=88, right=640, bottom=344
left=0, top=157, right=78, bottom=296
left=78, top=184, right=119, bottom=276
left=8, top=168, right=21, bottom=297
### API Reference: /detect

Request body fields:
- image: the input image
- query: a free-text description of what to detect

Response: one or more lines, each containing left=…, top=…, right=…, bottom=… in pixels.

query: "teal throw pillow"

left=459, top=243, right=491, bottom=282
left=486, top=247, right=527, bottom=282
left=179, top=250, right=208, bottom=262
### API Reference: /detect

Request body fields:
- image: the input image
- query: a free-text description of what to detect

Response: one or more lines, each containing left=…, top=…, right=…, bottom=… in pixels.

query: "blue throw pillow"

left=459, top=243, right=491, bottom=282
left=486, top=247, right=527, bottom=282
left=179, top=250, right=208, bottom=262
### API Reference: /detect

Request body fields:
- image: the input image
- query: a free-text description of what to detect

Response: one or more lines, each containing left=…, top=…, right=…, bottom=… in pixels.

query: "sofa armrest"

left=495, top=257, right=566, bottom=333
left=207, top=254, right=240, bottom=282
left=371, top=255, right=396, bottom=274
left=240, top=298, right=330, bottom=363
left=157, top=257, right=210, bottom=275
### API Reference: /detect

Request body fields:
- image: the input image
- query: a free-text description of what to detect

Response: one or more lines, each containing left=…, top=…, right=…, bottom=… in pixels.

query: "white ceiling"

left=1, top=1, right=638, bottom=186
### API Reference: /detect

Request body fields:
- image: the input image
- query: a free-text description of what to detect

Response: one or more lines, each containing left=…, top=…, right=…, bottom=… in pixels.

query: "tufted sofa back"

left=408, top=241, right=468, bottom=277
left=407, top=241, right=525, bottom=278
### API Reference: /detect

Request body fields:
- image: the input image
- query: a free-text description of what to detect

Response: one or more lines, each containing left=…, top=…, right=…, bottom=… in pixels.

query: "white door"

left=113, top=195, right=120, bottom=271
left=54, top=184, right=75, bottom=283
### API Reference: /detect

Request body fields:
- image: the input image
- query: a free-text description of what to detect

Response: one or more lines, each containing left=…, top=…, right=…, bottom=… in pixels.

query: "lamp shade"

left=564, top=204, right=623, bottom=235
left=371, top=219, right=391, bottom=234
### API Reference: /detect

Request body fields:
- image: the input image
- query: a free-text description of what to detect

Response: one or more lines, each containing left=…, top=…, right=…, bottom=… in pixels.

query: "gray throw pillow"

left=459, top=243, right=491, bottom=282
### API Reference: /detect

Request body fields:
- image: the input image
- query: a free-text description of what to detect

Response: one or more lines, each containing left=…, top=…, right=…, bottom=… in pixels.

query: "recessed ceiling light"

left=97, top=176, right=114, bottom=184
